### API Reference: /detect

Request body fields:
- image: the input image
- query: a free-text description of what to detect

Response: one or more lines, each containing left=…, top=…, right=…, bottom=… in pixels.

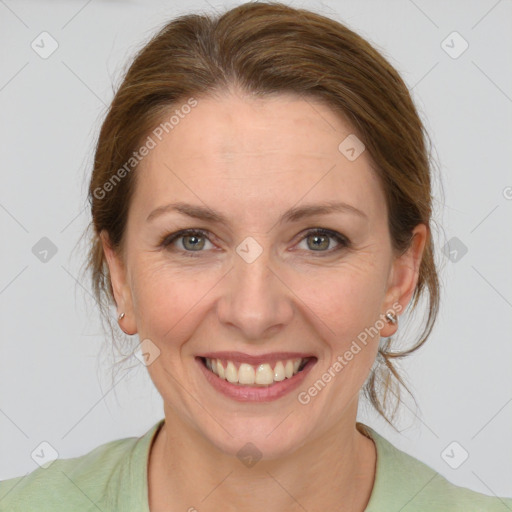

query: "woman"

left=1, top=2, right=510, bottom=511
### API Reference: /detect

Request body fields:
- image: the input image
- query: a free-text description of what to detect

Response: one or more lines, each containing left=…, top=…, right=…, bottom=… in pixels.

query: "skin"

left=101, top=89, right=427, bottom=511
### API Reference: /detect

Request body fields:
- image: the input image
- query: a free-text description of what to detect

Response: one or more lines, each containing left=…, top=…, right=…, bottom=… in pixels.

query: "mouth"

left=195, top=352, right=317, bottom=402
left=200, top=356, right=312, bottom=385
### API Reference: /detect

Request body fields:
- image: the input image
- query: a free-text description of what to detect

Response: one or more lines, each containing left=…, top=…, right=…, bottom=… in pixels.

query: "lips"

left=195, top=351, right=317, bottom=402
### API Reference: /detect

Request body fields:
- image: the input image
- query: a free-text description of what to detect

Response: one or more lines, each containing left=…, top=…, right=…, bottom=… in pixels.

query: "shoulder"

left=359, top=423, right=512, bottom=511
left=0, top=420, right=163, bottom=512
left=0, top=437, right=137, bottom=512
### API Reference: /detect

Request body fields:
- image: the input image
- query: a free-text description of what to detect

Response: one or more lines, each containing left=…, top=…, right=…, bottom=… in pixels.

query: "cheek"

left=129, top=257, right=211, bottom=341
left=290, top=257, right=388, bottom=334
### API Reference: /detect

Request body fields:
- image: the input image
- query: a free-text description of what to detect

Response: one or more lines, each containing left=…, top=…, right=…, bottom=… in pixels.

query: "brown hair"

left=79, top=1, right=441, bottom=430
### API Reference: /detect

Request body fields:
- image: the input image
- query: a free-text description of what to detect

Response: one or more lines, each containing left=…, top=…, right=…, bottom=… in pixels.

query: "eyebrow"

left=146, top=200, right=367, bottom=226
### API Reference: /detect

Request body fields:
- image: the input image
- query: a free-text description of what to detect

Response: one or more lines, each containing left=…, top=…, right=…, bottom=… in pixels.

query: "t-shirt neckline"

left=133, top=418, right=384, bottom=512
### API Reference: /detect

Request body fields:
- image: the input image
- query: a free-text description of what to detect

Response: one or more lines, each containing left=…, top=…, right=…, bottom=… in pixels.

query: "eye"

left=159, top=227, right=350, bottom=257
left=160, top=229, right=214, bottom=256
left=296, top=228, right=350, bottom=254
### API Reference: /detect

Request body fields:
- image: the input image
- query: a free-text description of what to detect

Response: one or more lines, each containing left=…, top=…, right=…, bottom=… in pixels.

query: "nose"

left=216, top=244, right=294, bottom=341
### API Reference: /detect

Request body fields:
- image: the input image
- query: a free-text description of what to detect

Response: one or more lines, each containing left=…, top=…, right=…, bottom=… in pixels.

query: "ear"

left=379, top=223, right=428, bottom=338
left=99, top=230, right=137, bottom=335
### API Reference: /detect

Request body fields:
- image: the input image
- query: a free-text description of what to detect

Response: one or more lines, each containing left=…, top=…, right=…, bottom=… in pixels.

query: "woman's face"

left=102, top=91, right=425, bottom=458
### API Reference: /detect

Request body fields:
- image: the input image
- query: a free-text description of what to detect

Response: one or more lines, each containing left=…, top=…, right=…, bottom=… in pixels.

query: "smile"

left=196, top=352, right=317, bottom=402
left=203, top=357, right=310, bottom=386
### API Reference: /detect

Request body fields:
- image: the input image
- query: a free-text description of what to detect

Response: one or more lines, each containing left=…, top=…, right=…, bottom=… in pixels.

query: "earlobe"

left=99, top=230, right=138, bottom=335
left=380, top=224, right=428, bottom=338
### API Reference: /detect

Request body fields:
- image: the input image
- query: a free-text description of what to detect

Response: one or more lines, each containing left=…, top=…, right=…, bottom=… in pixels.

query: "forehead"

left=130, top=92, right=385, bottom=226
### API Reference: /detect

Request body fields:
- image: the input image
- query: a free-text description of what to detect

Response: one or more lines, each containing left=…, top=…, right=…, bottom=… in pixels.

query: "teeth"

left=238, top=363, right=255, bottom=384
left=216, top=359, right=225, bottom=379
left=273, top=361, right=285, bottom=382
left=226, top=361, right=237, bottom=383
left=285, top=360, right=294, bottom=378
left=204, top=357, right=308, bottom=386
left=255, top=363, right=274, bottom=385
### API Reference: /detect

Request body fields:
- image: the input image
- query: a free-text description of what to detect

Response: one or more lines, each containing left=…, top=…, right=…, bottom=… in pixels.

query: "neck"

left=148, top=402, right=376, bottom=512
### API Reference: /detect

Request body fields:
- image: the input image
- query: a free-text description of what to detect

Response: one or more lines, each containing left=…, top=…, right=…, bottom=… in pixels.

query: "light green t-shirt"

left=0, top=419, right=510, bottom=511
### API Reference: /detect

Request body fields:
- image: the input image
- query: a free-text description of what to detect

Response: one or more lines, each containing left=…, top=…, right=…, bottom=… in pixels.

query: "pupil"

left=184, top=235, right=204, bottom=250
left=309, top=234, right=328, bottom=251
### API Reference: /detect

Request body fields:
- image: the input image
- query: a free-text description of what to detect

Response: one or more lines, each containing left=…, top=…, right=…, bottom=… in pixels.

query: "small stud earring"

left=118, top=312, right=125, bottom=320
left=385, top=312, right=397, bottom=325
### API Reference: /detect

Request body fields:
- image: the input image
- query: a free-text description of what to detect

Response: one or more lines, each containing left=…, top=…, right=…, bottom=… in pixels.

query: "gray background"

left=1, top=0, right=511, bottom=499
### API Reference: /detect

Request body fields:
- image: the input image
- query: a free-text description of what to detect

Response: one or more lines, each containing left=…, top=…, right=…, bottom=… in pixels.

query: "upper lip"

left=198, top=351, right=316, bottom=365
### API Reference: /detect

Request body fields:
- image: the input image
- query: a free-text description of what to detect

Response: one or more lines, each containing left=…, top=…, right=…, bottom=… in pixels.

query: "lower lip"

left=196, top=357, right=316, bottom=402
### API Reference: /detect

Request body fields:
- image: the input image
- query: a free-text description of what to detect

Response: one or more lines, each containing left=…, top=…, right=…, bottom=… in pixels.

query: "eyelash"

left=159, top=228, right=351, bottom=258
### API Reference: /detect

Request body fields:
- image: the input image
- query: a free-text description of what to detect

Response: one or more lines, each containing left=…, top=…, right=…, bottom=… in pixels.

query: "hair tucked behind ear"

left=79, top=1, right=442, bottom=431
